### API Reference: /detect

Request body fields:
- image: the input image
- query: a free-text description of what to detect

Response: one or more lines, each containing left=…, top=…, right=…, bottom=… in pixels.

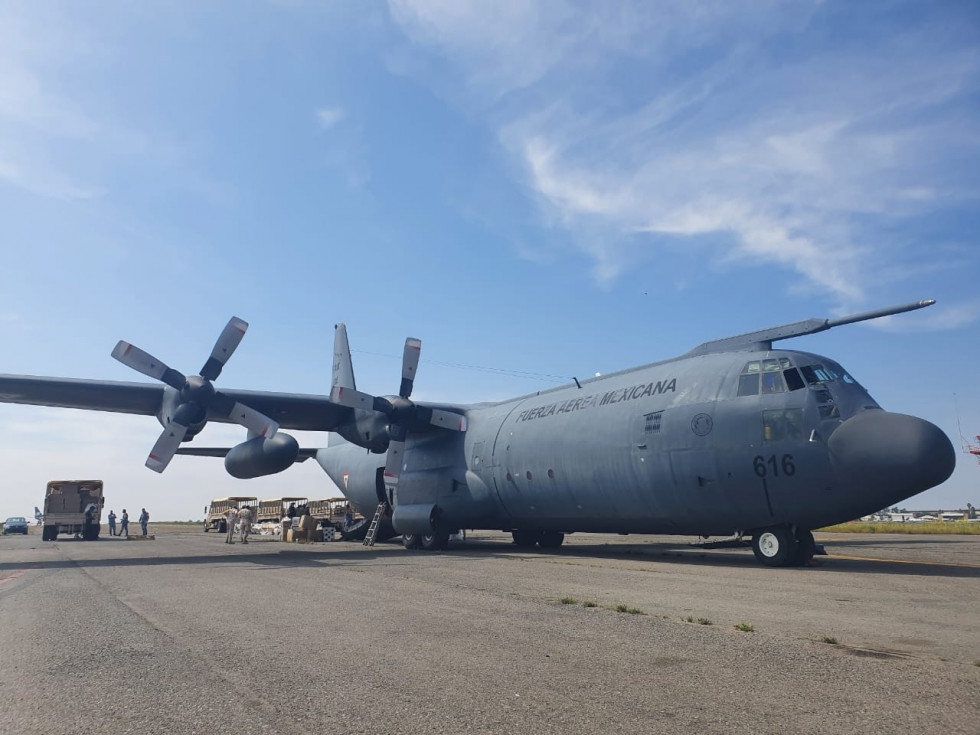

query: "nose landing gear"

left=751, top=525, right=815, bottom=567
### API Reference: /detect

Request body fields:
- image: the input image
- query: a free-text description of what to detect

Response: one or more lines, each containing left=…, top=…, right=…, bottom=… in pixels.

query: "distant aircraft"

left=0, top=300, right=955, bottom=566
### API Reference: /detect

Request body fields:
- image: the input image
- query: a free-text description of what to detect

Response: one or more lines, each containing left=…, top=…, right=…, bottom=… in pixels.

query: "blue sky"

left=1, top=0, right=978, bottom=521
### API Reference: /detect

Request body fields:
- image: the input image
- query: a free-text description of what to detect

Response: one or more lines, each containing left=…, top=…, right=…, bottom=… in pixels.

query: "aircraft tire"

left=42, top=525, right=56, bottom=542
left=538, top=531, right=565, bottom=549
left=512, top=530, right=539, bottom=548
left=420, top=532, right=450, bottom=551
left=751, top=525, right=797, bottom=567
left=792, top=528, right=816, bottom=566
left=402, top=533, right=422, bottom=550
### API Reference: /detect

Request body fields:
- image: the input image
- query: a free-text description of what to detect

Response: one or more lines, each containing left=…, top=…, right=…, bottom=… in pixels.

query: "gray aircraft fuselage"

left=318, top=346, right=951, bottom=539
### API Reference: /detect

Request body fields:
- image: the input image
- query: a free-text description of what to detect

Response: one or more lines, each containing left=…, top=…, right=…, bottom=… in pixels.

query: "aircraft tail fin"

left=333, top=323, right=356, bottom=391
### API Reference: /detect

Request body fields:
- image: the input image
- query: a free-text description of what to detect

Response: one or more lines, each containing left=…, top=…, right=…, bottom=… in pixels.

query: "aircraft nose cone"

left=829, top=411, right=955, bottom=505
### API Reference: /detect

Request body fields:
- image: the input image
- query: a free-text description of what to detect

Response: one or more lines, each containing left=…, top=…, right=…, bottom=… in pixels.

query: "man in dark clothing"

left=119, top=509, right=129, bottom=538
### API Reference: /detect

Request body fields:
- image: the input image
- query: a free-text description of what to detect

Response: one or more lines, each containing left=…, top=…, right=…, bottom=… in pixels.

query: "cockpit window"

left=738, top=358, right=800, bottom=396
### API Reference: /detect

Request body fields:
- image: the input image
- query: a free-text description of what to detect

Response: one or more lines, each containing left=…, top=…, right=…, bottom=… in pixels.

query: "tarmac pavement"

left=1, top=527, right=977, bottom=734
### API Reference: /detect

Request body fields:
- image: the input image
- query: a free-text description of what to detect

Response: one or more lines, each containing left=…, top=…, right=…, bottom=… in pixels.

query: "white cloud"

left=316, top=107, right=345, bottom=130
left=387, top=1, right=980, bottom=307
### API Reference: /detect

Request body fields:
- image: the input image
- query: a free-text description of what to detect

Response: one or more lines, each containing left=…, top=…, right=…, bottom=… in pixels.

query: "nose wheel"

left=752, top=525, right=816, bottom=567
left=752, top=525, right=797, bottom=567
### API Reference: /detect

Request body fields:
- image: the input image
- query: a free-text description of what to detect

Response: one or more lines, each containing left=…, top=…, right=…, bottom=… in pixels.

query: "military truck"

left=308, top=497, right=363, bottom=531
left=255, top=497, right=308, bottom=523
left=42, top=480, right=104, bottom=541
left=203, top=497, right=258, bottom=533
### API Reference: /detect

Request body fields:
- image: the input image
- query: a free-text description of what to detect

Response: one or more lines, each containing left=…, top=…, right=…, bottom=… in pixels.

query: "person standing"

left=107, top=510, right=117, bottom=536
left=119, top=509, right=129, bottom=538
left=238, top=506, right=252, bottom=544
left=225, top=506, right=238, bottom=544
left=139, top=508, right=149, bottom=536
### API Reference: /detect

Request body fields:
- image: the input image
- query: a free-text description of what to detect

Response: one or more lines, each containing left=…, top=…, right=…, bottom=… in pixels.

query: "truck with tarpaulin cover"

left=256, top=497, right=308, bottom=524
left=204, top=497, right=258, bottom=533
left=308, top=497, right=363, bottom=531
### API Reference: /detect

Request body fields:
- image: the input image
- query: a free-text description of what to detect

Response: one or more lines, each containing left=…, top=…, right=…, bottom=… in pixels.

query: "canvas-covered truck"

left=308, top=497, right=363, bottom=531
left=255, top=497, right=308, bottom=523
left=42, top=480, right=104, bottom=541
left=203, top=497, right=258, bottom=533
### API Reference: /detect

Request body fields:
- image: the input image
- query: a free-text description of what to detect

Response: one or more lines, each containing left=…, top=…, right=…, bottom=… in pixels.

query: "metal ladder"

left=363, top=502, right=388, bottom=547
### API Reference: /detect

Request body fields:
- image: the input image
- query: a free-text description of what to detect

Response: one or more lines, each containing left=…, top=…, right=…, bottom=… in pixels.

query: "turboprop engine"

left=223, top=433, right=301, bottom=479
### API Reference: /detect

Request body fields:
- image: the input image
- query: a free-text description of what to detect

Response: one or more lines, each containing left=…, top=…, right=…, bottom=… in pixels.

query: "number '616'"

left=753, top=454, right=795, bottom=478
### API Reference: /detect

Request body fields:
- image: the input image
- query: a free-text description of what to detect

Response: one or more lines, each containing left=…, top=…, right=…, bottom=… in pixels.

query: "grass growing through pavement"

left=734, top=623, right=755, bottom=632
left=818, top=521, right=980, bottom=535
left=821, top=636, right=838, bottom=644
left=559, top=596, right=577, bottom=604
left=613, top=603, right=643, bottom=615
left=581, top=600, right=597, bottom=608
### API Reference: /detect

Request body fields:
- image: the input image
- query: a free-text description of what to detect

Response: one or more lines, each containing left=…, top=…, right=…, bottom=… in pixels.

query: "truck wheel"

left=42, top=525, right=56, bottom=541
left=203, top=523, right=210, bottom=532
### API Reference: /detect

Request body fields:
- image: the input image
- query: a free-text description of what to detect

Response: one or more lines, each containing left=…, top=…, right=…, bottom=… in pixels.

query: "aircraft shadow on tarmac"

left=2, top=537, right=977, bottom=579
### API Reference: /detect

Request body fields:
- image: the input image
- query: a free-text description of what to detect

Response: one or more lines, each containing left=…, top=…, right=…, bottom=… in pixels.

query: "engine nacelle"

left=336, top=412, right=390, bottom=454
left=224, top=433, right=299, bottom=479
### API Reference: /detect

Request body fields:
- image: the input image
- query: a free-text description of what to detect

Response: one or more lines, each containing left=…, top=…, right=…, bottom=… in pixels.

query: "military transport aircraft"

left=0, top=300, right=955, bottom=566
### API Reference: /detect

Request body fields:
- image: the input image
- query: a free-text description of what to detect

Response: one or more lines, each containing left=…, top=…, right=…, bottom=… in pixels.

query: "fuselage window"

left=763, top=409, right=804, bottom=441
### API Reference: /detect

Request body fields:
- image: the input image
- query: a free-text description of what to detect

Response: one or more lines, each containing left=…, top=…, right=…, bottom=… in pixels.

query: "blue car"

left=3, top=516, right=29, bottom=535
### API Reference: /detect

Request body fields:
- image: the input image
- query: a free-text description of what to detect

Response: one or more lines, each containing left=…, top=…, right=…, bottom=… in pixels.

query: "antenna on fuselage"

left=684, top=299, right=936, bottom=356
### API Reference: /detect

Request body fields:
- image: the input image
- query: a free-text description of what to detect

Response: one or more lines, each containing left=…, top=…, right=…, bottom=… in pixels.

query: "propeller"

left=111, top=317, right=279, bottom=473
left=330, top=332, right=466, bottom=495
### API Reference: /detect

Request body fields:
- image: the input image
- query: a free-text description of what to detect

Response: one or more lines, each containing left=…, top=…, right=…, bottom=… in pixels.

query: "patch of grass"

left=818, top=521, right=980, bottom=535
left=613, top=603, right=643, bottom=614
left=734, top=623, right=755, bottom=632
left=697, top=618, right=712, bottom=626
left=821, top=636, right=838, bottom=645
left=559, top=596, right=577, bottom=605
left=974, top=661, right=980, bottom=667
left=581, top=600, right=597, bottom=608
left=683, top=615, right=694, bottom=623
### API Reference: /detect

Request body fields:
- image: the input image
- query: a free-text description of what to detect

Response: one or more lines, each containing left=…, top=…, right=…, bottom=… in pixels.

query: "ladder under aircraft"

left=363, top=502, right=388, bottom=546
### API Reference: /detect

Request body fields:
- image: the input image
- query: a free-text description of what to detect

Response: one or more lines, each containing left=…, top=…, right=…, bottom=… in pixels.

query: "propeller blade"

left=400, top=338, right=421, bottom=399
left=111, top=341, right=185, bottom=390
left=330, top=385, right=378, bottom=411
left=228, top=401, right=279, bottom=439
left=200, top=317, right=248, bottom=381
left=145, top=421, right=189, bottom=473
left=428, top=408, right=467, bottom=432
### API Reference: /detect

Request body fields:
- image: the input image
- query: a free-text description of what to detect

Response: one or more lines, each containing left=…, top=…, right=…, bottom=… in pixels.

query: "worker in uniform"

left=238, top=505, right=252, bottom=544
left=225, top=506, right=238, bottom=544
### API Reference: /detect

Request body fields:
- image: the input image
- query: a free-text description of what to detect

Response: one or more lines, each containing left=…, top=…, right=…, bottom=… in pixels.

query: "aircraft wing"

left=0, top=375, right=348, bottom=431
left=177, top=447, right=319, bottom=462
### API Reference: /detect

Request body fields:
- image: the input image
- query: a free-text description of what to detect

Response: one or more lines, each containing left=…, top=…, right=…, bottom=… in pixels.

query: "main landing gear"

left=751, top=525, right=815, bottom=567
left=402, top=532, right=450, bottom=551
left=512, top=530, right=565, bottom=549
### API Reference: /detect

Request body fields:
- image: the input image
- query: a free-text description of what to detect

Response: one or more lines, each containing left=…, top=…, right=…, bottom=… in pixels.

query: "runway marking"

left=827, top=554, right=980, bottom=569
left=0, top=570, right=29, bottom=584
